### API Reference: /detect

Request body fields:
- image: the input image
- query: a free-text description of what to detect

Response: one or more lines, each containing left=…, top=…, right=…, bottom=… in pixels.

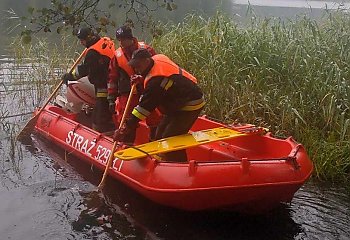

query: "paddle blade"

left=16, top=114, right=39, bottom=141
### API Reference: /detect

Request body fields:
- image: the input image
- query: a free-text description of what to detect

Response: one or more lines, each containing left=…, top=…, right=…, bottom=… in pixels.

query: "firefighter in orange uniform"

left=107, top=25, right=160, bottom=141
left=113, top=49, right=205, bottom=162
left=62, top=27, right=115, bottom=132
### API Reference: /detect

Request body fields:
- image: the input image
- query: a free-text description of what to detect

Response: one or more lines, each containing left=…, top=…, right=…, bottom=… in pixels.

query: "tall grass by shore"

left=8, top=35, right=80, bottom=113
left=0, top=35, right=79, bottom=162
left=152, top=12, right=350, bottom=182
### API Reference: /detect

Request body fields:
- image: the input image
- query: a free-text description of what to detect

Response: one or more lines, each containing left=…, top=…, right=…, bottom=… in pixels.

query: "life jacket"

left=144, top=54, right=197, bottom=88
left=131, top=55, right=202, bottom=120
left=87, top=37, right=115, bottom=97
left=115, top=42, right=146, bottom=76
left=88, top=37, right=115, bottom=59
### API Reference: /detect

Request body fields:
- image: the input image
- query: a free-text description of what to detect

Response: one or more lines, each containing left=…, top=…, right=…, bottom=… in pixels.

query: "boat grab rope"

left=203, top=144, right=302, bottom=170
left=127, top=145, right=152, bottom=158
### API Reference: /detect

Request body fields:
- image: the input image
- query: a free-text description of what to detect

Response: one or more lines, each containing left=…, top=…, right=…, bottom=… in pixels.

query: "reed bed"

left=152, top=12, right=350, bottom=182
left=8, top=34, right=80, bottom=114
left=0, top=34, right=79, bottom=169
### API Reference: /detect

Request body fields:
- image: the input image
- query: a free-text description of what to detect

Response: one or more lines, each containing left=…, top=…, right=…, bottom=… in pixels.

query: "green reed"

left=152, top=12, right=350, bottom=182
left=0, top=34, right=80, bottom=180
left=8, top=34, right=80, bottom=114
left=0, top=34, right=79, bottom=167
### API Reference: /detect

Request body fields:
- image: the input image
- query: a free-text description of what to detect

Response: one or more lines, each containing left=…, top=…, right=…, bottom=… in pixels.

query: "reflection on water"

left=292, top=184, right=350, bottom=239
left=0, top=136, right=151, bottom=239
left=0, top=181, right=88, bottom=239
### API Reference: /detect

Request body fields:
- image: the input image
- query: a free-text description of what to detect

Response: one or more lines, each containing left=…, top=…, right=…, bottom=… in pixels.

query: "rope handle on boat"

left=238, top=144, right=301, bottom=170
left=128, top=146, right=152, bottom=158
left=286, top=144, right=301, bottom=170
left=202, top=143, right=301, bottom=171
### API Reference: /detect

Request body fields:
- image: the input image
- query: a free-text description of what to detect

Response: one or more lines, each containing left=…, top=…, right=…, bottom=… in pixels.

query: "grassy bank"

left=152, top=13, right=350, bottom=182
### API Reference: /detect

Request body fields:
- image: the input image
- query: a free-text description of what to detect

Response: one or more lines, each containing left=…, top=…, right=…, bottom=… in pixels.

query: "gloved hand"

left=108, top=101, right=116, bottom=114
left=62, top=72, right=75, bottom=85
left=130, top=74, right=144, bottom=86
left=113, top=125, right=128, bottom=141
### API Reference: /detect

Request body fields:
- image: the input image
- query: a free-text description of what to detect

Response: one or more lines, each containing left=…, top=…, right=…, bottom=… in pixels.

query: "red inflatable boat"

left=34, top=105, right=313, bottom=213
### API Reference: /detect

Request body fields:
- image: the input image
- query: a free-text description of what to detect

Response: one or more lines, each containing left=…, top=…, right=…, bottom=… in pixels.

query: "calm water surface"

left=1, top=1, right=350, bottom=239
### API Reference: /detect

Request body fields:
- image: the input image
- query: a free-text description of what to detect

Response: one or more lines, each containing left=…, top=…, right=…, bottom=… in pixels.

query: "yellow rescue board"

left=114, top=127, right=248, bottom=161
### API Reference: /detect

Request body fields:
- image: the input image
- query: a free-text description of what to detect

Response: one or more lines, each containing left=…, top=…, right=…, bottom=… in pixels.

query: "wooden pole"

left=16, top=49, right=87, bottom=140
left=97, top=84, right=137, bottom=190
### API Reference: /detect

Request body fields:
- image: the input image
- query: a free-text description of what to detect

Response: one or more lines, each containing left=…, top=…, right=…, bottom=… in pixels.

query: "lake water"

left=1, top=1, right=350, bottom=239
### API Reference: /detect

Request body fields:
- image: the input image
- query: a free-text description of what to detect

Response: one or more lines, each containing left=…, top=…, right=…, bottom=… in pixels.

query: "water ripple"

left=291, top=183, right=350, bottom=239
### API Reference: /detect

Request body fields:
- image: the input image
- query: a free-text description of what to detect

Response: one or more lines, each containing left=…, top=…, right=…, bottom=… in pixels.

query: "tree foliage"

left=16, top=0, right=177, bottom=43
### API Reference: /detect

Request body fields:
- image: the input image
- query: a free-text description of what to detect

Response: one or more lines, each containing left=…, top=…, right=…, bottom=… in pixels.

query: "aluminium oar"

left=98, top=84, right=137, bottom=190
left=16, top=49, right=87, bottom=141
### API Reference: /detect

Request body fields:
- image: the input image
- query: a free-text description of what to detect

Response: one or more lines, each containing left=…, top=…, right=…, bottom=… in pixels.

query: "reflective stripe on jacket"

left=131, top=55, right=204, bottom=121
left=96, top=88, right=108, bottom=98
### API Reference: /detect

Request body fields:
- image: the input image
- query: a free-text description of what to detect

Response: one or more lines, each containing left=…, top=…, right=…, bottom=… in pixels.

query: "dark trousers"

left=92, top=97, right=113, bottom=132
left=155, top=108, right=202, bottom=162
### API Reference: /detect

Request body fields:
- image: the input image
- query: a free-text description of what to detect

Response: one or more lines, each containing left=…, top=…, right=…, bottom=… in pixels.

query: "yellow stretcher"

left=114, top=127, right=262, bottom=161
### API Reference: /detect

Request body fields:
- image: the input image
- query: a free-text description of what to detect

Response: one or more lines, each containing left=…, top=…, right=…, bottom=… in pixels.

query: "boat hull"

left=34, top=106, right=313, bottom=213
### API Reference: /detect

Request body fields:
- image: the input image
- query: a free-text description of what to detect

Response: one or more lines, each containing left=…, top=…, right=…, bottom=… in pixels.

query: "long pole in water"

left=16, top=49, right=87, bottom=141
left=98, top=84, right=136, bottom=190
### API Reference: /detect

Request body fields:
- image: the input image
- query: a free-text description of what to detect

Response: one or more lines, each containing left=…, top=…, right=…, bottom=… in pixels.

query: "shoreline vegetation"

left=152, top=12, right=350, bottom=183
left=6, top=12, right=350, bottom=183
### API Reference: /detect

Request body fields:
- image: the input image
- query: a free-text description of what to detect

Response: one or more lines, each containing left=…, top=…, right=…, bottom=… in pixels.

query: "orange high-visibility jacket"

left=144, top=54, right=197, bottom=87
left=88, top=37, right=115, bottom=59
left=115, top=42, right=146, bottom=76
